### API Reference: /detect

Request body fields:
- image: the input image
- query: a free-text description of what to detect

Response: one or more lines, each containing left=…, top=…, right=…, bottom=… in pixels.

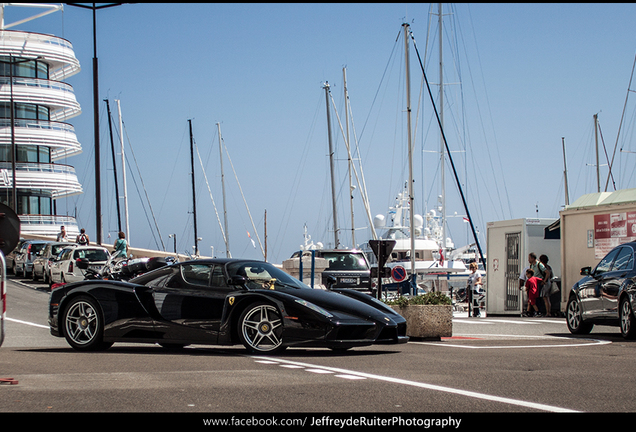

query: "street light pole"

left=69, top=3, right=124, bottom=245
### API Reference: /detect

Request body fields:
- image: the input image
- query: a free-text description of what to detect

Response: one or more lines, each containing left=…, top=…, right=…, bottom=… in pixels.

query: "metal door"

left=505, top=232, right=521, bottom=311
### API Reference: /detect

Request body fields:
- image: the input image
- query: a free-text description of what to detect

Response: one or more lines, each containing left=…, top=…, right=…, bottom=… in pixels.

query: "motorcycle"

left=77, top=252, right=174, bottom=281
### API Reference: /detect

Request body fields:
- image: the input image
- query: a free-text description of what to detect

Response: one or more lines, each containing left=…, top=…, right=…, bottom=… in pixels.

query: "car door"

left=149, top=263, right=231, bottom=343
left=601, top=246, right=634, bottom=317
left=50, top=248, right=73, bottom=283
left=579, top=248, right=620, bottom=319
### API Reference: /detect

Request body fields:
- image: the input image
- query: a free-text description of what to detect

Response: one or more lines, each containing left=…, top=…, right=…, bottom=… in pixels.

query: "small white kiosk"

left=486, top=218, right=561, bottom=316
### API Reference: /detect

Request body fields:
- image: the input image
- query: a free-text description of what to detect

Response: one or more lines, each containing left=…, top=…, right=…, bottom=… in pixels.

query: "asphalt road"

left=1, top=274, right=634, bottom=428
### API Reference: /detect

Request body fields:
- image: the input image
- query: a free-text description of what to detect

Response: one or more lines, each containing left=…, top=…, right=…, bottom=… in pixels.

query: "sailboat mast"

left=562, top=137, right=570, bottom=206
left=404, top=23, right=415, bottom=284
left=116, top=99, right=130, bottom=243
left=104, top=99, right=121, bottom=233
left=438, top=3, right=447, bottom=254
left=594, top=113, right=600, bottom=192
left=323, top=81, right=340, bottom=249
left=343, top=67, right=355, bottom=247
left=217, top=122, right=231, bottom=257
left=189, top=119, right=199, bottom=255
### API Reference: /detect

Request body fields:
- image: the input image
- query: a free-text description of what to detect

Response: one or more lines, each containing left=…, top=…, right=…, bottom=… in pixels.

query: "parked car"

left=48, top=258, right=408, bottom=352
left=49, top=245, right=110, bottom=287
left=566, top=241, right=636, bottom=338
left=292, top=249, right=373, bottom=292
left=6, top=238, right=25, bottom=274
left=14, top=240, right=51, bottom=278
left=32, top=242, right=73, bottom=283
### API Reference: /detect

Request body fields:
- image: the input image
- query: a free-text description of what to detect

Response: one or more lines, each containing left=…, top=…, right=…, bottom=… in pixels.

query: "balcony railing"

left=0, top=162, right=83, bottom=197
left=18, top=214, right=79, bottom=238
left=0, top=119, right=82, bottom=160
left=0, top=77, right=81, bottom=120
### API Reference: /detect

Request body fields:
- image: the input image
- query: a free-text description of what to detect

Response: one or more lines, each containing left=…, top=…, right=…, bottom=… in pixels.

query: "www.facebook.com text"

left=202, top=415, right=462, bottom=429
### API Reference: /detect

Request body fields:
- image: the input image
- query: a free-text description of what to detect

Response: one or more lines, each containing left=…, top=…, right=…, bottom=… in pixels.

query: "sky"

left=6, top=3, right=636, bottom=263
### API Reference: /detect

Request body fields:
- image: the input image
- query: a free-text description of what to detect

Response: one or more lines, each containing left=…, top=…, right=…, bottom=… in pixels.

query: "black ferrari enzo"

left=49, top=259, right=408, bottom=353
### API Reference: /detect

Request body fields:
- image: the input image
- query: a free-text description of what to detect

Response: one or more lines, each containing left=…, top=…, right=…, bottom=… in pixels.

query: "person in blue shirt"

left=113, top=231, right=128, bottom=258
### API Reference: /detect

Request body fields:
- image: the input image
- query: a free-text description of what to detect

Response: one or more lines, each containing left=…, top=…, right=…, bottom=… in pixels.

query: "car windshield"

left=73, top=249, right=109, bottom=262
left=226, top=261, right=309, bottom=290
left=31, top=243, right=47, bottom=253
left=323, top=252, right=368, bottom=270
left=51, top=244, right=66, bottom=256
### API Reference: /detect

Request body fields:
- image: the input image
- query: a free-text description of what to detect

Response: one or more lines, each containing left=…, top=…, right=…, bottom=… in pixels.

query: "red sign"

left=594, top=212, right=636, bottom=258
left=391, top=265, right=407, bottom=282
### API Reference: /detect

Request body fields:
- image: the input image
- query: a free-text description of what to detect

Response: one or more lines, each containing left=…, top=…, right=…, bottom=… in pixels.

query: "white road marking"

left=6, top=317, right=49, bottom=329
left=252, top=356, right=580, bottom=413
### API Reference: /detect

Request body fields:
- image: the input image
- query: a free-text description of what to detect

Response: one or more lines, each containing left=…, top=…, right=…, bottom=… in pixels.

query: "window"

left=181, top=264, right=212, bottom=286
left=596, top=248, right=620, bottom=274
left=612, top=247, right=634, bottom=271
left=211, top=265, right=228, bottom=288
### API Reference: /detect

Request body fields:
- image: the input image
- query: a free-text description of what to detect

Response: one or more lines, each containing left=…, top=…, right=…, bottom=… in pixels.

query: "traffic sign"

left=391, top=265, right=407, bottom=282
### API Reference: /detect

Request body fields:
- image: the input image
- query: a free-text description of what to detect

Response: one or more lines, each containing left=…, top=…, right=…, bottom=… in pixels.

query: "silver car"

left=14, top=240, right=51, bottom=278
left=49, top=245, right=110, bottom=287
left=32, top=242, right=72, bottom=284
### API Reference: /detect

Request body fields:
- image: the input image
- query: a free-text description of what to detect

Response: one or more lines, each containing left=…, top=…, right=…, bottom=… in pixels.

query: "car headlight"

left=294, top=299, right=333, bottom=318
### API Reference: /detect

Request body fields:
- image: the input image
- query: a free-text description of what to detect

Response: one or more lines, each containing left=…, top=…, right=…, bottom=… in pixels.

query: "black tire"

left=620, top=297, right=636, bottom=339
left=238, top=302, right=284, bottom=354
left=566, top=296, right=593, bottom=335
left=62, top=295, right=112, bottom=351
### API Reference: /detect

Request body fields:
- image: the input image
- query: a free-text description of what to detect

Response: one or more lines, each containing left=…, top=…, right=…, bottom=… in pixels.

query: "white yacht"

left=0, top=4, right=83, bottom=238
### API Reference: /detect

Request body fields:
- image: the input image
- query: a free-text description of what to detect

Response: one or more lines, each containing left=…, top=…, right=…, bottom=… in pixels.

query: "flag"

left=463, top=217, right=470, bottom=223
left=247, top=231, right=256, bottom=248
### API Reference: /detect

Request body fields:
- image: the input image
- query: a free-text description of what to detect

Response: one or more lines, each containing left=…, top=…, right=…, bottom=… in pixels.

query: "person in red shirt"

left=522, top=268, right=543, bottom=317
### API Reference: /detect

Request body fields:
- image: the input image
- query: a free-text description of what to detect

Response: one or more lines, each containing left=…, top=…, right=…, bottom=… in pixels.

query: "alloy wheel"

left=239, top=303, right=283, bottom=353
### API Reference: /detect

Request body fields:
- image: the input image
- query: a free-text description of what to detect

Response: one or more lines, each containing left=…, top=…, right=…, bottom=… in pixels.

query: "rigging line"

left=605, top=52, right=636, bottom=192
left=463, top=3, right=513, bottom=220
left=409, top=26, right=485, bottom=266
left=271, top=92, right=323, bottom=260
left=222, top=140, right=265, bottom=258
left=328, top=91, right=377, bottom=240
left=596, top=120, right=616, bottom=191
left=121, top=121, right=165, bottom=251
left=193, top=140, right=227, bottom=246
left=358, top=29, right=402, bottom=144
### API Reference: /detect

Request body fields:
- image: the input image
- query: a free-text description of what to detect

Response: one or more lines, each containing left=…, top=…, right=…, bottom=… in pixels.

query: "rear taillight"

left=27, top=244, right=32, bottom=260
left=69, top=261, right=74, bottom=272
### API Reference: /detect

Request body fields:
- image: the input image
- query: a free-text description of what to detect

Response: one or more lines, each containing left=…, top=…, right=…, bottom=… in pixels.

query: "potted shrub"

left=385, top=292, right=452, bottom=340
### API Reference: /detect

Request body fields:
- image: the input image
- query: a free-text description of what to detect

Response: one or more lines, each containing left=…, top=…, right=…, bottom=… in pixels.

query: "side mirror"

left=580, top=266, right=591, bottom=276
left=76, top=258, right=90, bottom=270
left=326, top=275, right=337, bottom=290
left=229, top=275, right=248, bottom=287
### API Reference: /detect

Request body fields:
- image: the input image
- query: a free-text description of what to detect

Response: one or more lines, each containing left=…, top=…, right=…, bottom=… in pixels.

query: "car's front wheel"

left=62, top=295, right=112, bottom=351
left=620, top=297, right=636, bottom=339
left=566, top=296, right=593, bottom=335
left=238, top=302, right=284, bottom=354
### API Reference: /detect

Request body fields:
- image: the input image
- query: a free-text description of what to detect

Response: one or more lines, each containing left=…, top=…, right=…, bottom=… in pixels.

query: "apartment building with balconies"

left=0, top=19, right=83, bottom=238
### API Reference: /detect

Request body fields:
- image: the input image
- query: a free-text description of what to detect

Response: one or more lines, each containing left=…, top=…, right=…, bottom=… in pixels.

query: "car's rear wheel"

left=238, top=302, right=284, bottom=354
left=620, top=297, right=636, bottom=339
left=566, top=296, right=593, bottom=335
left=63, top=295, right=112, bottom=351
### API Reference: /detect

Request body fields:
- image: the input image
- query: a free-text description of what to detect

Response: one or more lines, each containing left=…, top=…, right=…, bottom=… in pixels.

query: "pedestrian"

left=113, top=231, right=128, bottom=258
left=519, top=252, right=546, bottom=291
left=539, top=254, right=553, bottom=316
left=521, top=268, right=542, bottom=317
left=467, top=262, right=482, bottom=317
left=56, top=225, right=68, bottom=242
left=75, top=228, right=90, bottom=246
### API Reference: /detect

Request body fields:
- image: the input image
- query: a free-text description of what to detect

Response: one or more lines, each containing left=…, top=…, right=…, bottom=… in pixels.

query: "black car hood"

left=273, top=287, right=401, bottom=323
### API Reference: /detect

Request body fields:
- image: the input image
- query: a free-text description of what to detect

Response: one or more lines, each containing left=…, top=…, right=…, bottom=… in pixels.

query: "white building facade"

left=0, top=5, right=83, bottom=238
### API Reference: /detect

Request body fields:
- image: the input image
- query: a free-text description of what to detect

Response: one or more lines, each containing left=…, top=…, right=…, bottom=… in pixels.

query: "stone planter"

left=390, top=304, right=452, bottom=340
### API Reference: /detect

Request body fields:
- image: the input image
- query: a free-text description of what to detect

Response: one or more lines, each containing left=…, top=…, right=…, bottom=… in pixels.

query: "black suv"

left=293, top=249, right=372, bottom=292
left=567, top=241, right=636, bottom=338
